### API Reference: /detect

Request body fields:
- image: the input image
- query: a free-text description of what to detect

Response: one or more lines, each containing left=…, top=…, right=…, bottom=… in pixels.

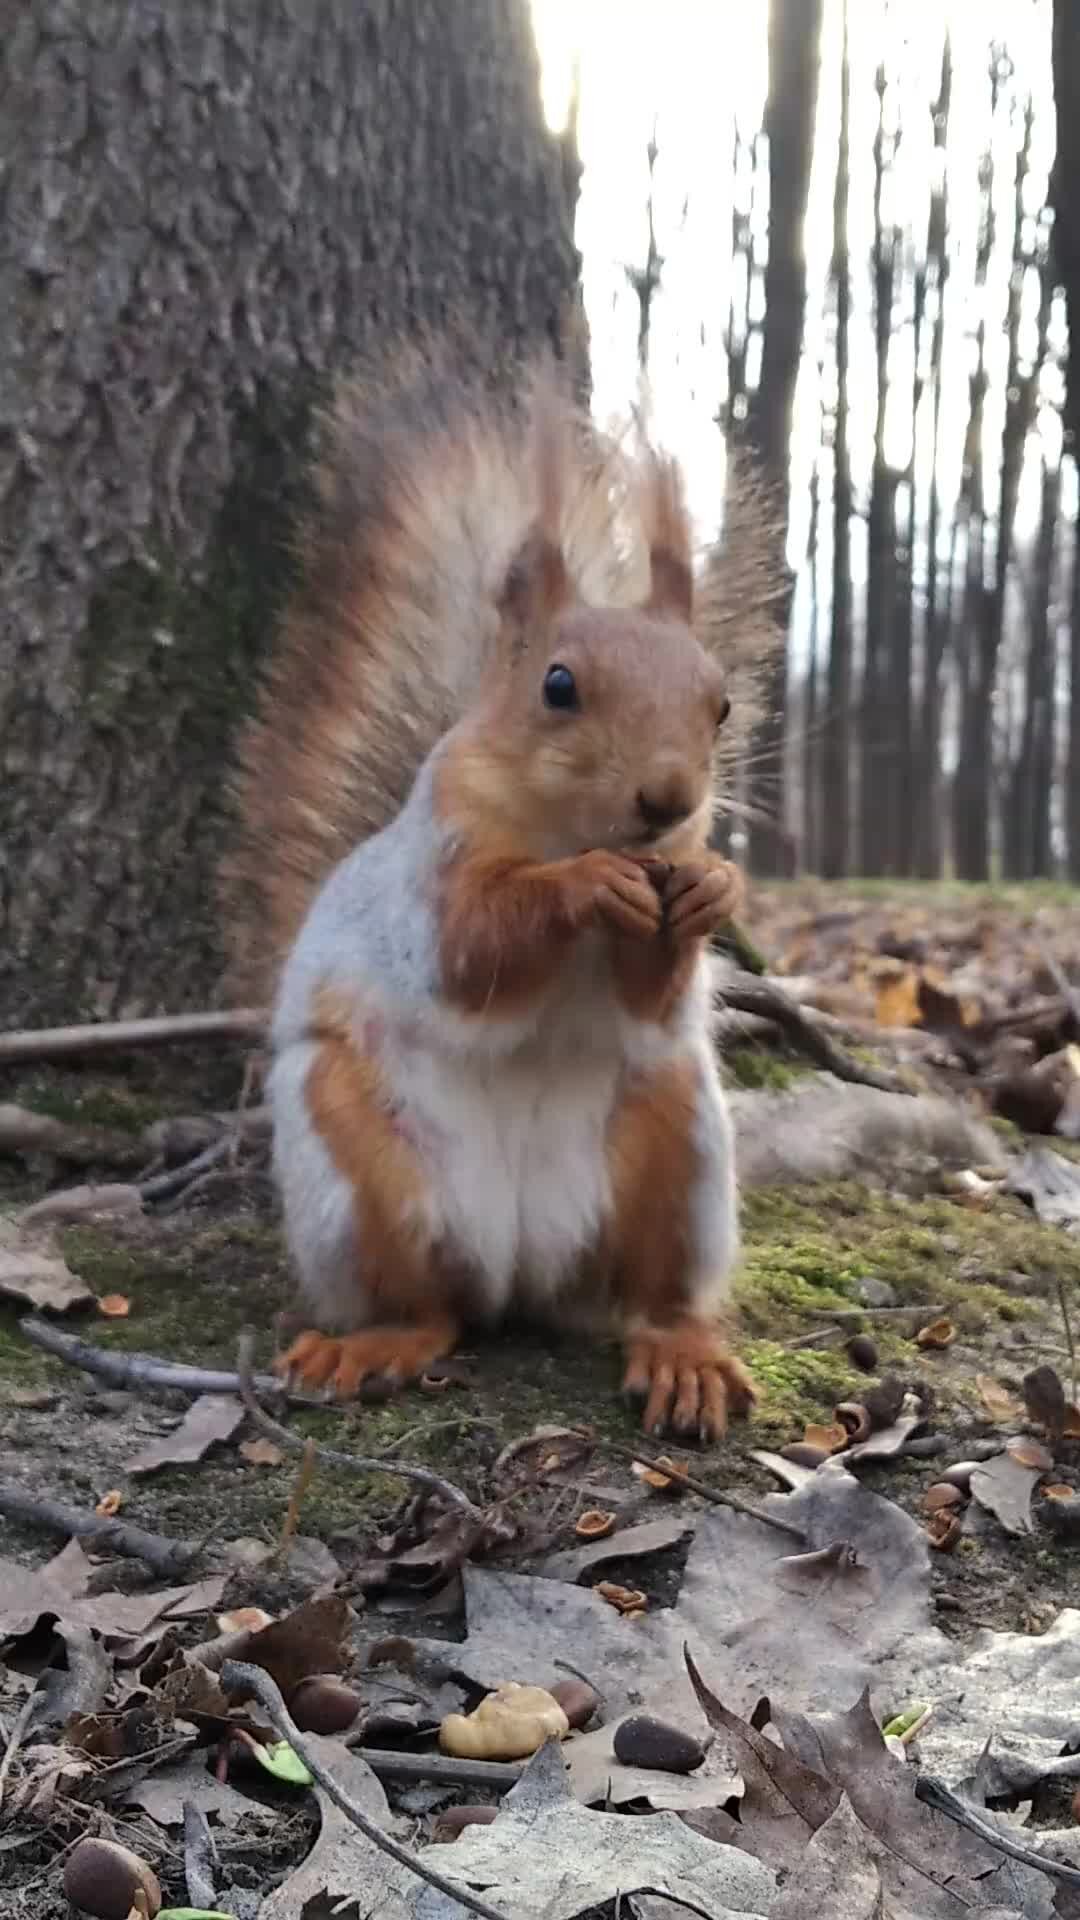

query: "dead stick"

left=277, top=1436, right=316, bottom=1558
left=0, top=1482, right=195, bottom=1580
left=0, top=1693, right=37, bottom=1814
left=914, top=1773, right=1080, bottom=1887
left=571, top=1431, right=806, bottom=1543
left=139, top=1136, right=238, bottom=1202
left=19, top=1314, right=288, bottom=1402
left=235, top=1330, right=482, bottom=1518
left=220, top=1659, right=510, bottom=1920
left=719, top=973, right=911, bottom=1095
left=0, top=1104, right=145, bottom=1169
left=0, top=1010, right=266, bottom=1068
left=806, top=1304, right=946, bottom=1324
left=1055, top=1273, right=1078, bottom=1407
left=347, top=1745, right=523, bottom=1791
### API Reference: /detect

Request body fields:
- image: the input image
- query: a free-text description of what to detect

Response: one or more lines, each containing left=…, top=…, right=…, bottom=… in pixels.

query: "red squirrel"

left=223, top=340, right=777, bottom=1441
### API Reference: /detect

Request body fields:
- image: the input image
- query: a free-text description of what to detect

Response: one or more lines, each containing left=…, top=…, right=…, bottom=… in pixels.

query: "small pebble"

left=612, top=1714, right=705, bottom=1775
left=857, top=1278, right=897, bottom=1308
left=779, top=1443, right=828, bottom=1469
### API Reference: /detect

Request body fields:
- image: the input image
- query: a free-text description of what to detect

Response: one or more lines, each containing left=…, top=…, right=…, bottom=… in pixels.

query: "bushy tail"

left=219, top=335, right=781, bottom=1005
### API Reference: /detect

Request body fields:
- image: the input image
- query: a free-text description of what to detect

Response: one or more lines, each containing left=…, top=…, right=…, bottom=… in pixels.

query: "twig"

left=0, top=1009, right=266, bottom=1068
left=1038, top=945, right=1080, bottom=1031
left=220, top=1659, right=510, bottom=1920
left=0, top=1692, right=37, bottom=1814
left=914, top=1772, right=1080, bottom=1887
left=572, top=1431, right=806, bottom=1543
left=1055, top=1273, right=1078, bottom=1407
left=0, top=1481, right=196, bottom=1580
left=138, top=1136, right=238, bottom=1203
left=278, top=1437, right=316, bottom=1557
left=346, top=1745, right=523, bottom=1791
left=806, top=1304, right=947, bottom=1324
left=235, top=1331, right=482, bottom=1518
left=19, top=1314, right=288, bottom=1402
left=719, top=973, right=911, bottom=1094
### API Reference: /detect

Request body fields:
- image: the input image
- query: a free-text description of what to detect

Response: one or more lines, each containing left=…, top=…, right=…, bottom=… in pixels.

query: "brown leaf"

left=0, top=1218, right=93, bottom=1313
left=239, top=1437, right=285, bottom=1467
left=915, top=1318, right=955, bottom=1350
left=125, top=1394, right=245, bottom=1475
left=0, top=1558, right=224, bottom=1643
left=684, top=1648, right=840, bottom=1856
left=874, top=968, right=923, bottom=1029
left=1066, top=1403, right=1080, bottom=1438
left=235, top=1593, right=352, bottom=1700
left=97, top=1293, right=131, bottom=1318
left=542, top=1516, right=693, bottom=1583
left=976, top=1373, right=1024, bottom=1424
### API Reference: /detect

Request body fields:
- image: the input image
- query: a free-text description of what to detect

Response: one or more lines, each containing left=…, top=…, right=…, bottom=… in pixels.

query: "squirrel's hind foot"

left=276, top=1317, right=459, bottom=1399
left=622, top=1318, right=756, bottom=1444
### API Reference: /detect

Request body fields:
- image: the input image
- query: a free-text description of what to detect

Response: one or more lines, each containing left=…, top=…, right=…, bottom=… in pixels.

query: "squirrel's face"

left=455, top=606, right=730, bottom=861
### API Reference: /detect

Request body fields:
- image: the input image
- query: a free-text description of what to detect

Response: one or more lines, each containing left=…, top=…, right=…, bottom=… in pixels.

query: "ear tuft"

left=639, top=448, right=694, bottom=622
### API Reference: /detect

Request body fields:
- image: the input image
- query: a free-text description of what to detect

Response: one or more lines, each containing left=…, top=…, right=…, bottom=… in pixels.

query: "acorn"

left=846, top=1333, right=878, bottom=1373
left=289, top=1674, right=363, bottom=1735
left=612, top=1714, right=705, bottom=1775
left=549, top=1675, right=599, bottom=1730
left=432, top=1804, right=499, bottom=1842
left=779, top=1442, right=828, bottom=1469
left=63, top=1838, right=162, bottom=1919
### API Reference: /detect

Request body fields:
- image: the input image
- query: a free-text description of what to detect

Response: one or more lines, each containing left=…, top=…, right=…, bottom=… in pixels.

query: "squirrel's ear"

left=640, top=450, right=694, bottom=624
left=497, top=528, right=571, bottom=635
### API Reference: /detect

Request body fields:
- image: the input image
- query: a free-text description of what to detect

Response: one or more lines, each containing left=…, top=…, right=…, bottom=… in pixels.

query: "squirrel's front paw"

left=566, top=850, right=663, bottom=940
left=622, top=1318, right=756, bottom=1442
left=663, top=857, right=744, bottom=944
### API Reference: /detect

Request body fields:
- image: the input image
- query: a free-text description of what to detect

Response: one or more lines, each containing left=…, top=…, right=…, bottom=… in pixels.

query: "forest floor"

left=4, top=878, right=1080, bottom=1917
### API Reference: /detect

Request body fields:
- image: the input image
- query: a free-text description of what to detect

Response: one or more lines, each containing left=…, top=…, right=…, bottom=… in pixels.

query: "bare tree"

left=821, top=4, right=853, bottom=880
left=743, top=0, right=824, bottom=876
left=1051, top=0, right=1080, bottom=880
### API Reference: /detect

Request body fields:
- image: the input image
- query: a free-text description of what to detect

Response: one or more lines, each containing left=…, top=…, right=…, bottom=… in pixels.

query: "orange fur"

left=606, top=1060, right=754, bottom=1439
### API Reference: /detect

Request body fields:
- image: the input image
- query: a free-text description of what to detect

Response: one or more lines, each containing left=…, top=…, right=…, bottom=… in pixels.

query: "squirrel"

left=221, top=337, right=778, bottom=1442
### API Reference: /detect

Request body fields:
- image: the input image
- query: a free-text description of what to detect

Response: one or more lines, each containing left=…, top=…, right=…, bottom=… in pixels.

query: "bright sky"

left=529, top=0, right=1062, bottom=648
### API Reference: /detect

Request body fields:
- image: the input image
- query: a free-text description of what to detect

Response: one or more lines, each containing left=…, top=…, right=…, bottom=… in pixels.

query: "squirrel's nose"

left=636, top=770, right=694, bottom=835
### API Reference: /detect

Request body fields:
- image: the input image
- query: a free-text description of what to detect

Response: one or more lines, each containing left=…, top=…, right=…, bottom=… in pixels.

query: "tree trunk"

left=1051, top=0, right=1080, bottom=879
left=913, top=36, right=952, bottom=880
left=821, top=7, right=852, bottom=881
left=0, top=0, right=579, bottom=1024
left=859, top=67, right=895, bottom=877
left=744, top=0, right=823, bottom=878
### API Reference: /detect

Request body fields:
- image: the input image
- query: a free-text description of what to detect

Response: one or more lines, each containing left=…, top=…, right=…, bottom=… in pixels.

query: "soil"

left=3, top=884, right=1080, bottom=1912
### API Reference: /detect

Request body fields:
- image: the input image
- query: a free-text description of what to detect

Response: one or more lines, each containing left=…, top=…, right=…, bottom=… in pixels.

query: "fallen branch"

left=914, top=1772, right=1080, bottom=1888
left=572, top=1431, right=806, bottom=1544
left=0, top=1009, right=265, bottom=1068
left=719, top=974, right=910, bottom=1094
left=0, top=1104, right=146, bottom=1169
left=806, top=1304, right=947, bottom=1325
left=220, top=1659, right=510, bottom=1920
left=139, top=1136, right=242, bottom=1203
left=235, top=1330, right=483, bottom=1518
left=0, top=1482, right=196, bottom=1581
left=19, top=1314, right=287, bottom=1402
left=348, top=1745, right=523, bottom=1792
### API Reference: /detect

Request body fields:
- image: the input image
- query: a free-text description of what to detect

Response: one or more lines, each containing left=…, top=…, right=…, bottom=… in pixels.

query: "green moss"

left=725, top=1048, right=800, bottom=1092
left=14, top=1075, right=168, bottom=1136
left=741, top=1340, right=860, bottom=1436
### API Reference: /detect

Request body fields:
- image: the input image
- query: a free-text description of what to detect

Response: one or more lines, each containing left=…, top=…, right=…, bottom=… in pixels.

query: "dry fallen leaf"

left=97, top=1293, right=131, bottom=1318
left=0, top=1218, right=94, bottom=1314
left=239, top=1438, right=284, bottom=1468
left=970, top=1451, right=1043, bottom=1537
left=915, top=1317, right=955, bottom=1350
left=1022, top=1364, right=1067, bottom=1442
left=125, top=1394, right=245, bottom=1476
left=976, top=1373, right=1024, bottom=1424
left=95, top=1490, right=123, bottom=1517
left=874, top=967, right=922, bottom=1029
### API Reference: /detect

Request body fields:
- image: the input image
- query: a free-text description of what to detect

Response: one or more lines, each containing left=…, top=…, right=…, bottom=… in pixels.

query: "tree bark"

left=821, top=7, right=852, bottom=881
left=912, top=40, right=952, bottom=880
left=0, top=0, right=579, bottom=1024
left=859, top=67, right=895, bottom=877
left=744, top=0, right=823, bottom=877
left=1051, top=0, right=1080, bottom=880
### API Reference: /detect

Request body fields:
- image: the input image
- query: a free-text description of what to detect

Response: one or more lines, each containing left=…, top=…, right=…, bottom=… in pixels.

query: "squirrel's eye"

left=716, top=695, right=732, bottom=730
left=543, top=663, right=579, bottom=711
